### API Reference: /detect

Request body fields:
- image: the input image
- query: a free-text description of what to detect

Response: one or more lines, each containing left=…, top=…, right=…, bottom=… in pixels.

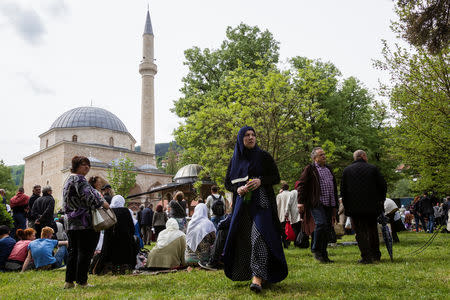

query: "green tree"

left=165, top=143, right=179, bottom=175
left=0, top=160, right=17, bottom=199
left=107, top=156, right=137, bottom=199
left=390, top=177, right=413, bottom=198
left=0, top=204, right=13, bottom=228
left=394, top=0, right=449, bottom=54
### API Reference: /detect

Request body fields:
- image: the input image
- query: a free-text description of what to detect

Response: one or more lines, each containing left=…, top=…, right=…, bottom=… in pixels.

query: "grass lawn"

left=1, top=231, right=449, bottom=299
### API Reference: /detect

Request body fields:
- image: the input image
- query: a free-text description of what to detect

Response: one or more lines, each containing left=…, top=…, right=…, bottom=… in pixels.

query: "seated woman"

left=5, top=228, right=36, bottom=271
left=93, top=195, right=138, bottom=275
left=185, top=203, right=216, bottom=266
left=146, top=218, right=186, bottom=270
left=21, top=226, right=68, bottom=271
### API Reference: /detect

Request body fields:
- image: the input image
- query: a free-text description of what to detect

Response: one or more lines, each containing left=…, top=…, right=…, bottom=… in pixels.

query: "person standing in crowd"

left=297, top=147, right=338, bottom=263
left=141, top=204, right=154, bottom=245
left=185, top=203, right=216, bottom=265
left=168, top=192, right=187, bottom=232
left=0, top=225, right=16, bottom=271
left=137, top=205, right=144, bottom=231
left=411, top=196, right=425, bottom=232
left=152, top=204, right=168, bottom=240
left=93, top=195, right=138, bottom=275
left=341, top=150, right=386, bottom=264
left=420, top=192, right=437, bottom=233
left=206, top=185, right=227, bottom=229
left=276, top=183, right=291, bottom=249
left=10, top=187, right=30, bottom=235
left=223, top=126, right=288, bottom=293
left=27, top=185, right=41, bottom=227
left=21, top=226, right=67, bottom=272
left=63, top=156, right=109, bottom=289
left=30, top=186, right=55, bottom=238
left=286, top=189, right=301, bottom=244
left=0, top=189, right=7, bottom=205
left=101, top=184, right=113, bottom=205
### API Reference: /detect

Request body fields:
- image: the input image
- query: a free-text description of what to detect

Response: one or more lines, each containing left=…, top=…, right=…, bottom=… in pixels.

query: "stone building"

left=23, top=9, right=172, bottom=209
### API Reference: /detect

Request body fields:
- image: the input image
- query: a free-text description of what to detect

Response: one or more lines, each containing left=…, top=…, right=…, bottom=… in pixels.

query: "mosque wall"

left=40, top=128, right=136, bottom=151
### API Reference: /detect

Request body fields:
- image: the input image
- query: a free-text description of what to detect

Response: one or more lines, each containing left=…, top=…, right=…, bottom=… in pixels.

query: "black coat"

left=141, top=208, right=154, bottom=226
left=418, top=196, right=436, bottom=215
left=31, top=194, right=55, bottom=225
left=341, top=159, right=386, bottom=217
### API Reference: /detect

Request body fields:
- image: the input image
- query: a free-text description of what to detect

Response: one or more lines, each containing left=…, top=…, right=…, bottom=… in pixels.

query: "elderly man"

left=297, top=147, right=338, bottom=263
left=341, top=150, right=386, bottom=264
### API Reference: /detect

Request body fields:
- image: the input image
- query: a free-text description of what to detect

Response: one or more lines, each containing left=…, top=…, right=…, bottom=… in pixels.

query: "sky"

left=0, top=0, right=399, bottom=165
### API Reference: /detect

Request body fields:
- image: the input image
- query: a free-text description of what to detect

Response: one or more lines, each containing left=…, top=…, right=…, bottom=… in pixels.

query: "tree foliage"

left=107, top=156, right=137, bottom=199
left=0, top=160, right=17, bottom=199
left=173, top=24, right=393, bottom=188
left=394, top=0, right=450, bottom=54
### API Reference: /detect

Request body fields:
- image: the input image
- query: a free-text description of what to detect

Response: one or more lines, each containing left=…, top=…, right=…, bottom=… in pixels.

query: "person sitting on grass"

left=199, top=214, right=231, bottom=271
left=185, top=203, right=216, bottom=266
left=5, top=228, right=36, bottom=271
left=21, top=226, right=68, bottom=272
left=146, top=218, right=186, bottom=270
left=0, top=225, right=16, bottom=271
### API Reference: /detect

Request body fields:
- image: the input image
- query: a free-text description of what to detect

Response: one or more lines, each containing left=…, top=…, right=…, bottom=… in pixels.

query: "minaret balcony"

left=139, top=62, right=157, bottom=75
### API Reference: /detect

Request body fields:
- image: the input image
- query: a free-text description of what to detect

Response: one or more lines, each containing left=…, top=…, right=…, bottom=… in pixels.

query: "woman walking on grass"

left=223, top=126, right=288, bottom=293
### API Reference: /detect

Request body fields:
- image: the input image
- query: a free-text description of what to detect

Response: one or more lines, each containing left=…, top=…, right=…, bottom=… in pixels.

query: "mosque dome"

left=173, top=164, right=202, bottom=183
left=50, top=107, right=128, bottom=133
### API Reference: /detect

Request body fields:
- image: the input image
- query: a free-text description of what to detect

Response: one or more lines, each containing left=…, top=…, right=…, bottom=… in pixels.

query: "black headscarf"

left=229, top=126, right=263, bottom=185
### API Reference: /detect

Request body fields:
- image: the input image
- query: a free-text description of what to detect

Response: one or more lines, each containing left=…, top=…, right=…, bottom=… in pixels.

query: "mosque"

left=23, top=10, right=172, bottom=209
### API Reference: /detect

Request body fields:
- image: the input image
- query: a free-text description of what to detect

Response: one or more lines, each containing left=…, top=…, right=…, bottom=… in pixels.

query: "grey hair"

left=311, top=147, right=323, bottom=160
left=42, top=186, right=52, bottom=194
left=353, top=150, right=366, bottom=161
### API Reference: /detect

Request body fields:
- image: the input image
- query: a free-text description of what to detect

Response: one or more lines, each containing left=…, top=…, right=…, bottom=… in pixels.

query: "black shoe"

left=324, top=256, right=334, bottom=263
left=250, top=283, right=262, bottom=293
left=313, top=252, right=328, bottom=263
left=358, top=258, right=373, bottom=264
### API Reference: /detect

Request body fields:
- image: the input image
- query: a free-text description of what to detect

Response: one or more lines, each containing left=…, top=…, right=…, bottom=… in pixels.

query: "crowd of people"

left=1, top=125, right=449, bottom=294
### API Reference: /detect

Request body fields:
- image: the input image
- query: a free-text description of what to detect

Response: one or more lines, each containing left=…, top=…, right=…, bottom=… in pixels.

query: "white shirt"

left=287, top=190, right=301, bottom=224
left=276, top=190, right=291, bottom=223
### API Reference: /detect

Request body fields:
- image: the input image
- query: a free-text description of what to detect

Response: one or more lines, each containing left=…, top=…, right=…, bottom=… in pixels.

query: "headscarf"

left=110, top=195, right=137, bottom=225
left=186, top=203, right=216, bottom=251
left=229, top=126, right=263, bottom=185
left=110, top=195, right=125, bottom=208
left=154, top=218, right=185, bottom=249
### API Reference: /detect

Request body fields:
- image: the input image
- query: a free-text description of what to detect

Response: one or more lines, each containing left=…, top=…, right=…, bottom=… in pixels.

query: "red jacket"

left=9, top=192, right=29, bottom=208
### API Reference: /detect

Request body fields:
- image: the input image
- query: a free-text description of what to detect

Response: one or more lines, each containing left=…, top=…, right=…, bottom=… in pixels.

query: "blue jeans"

left=211, top=215, right=225, bottom=230
left=310, top=205, right=333, bottom=257
left=427, top=214, right=435, bottom=233
left=53, top=245, right=68, bottom=268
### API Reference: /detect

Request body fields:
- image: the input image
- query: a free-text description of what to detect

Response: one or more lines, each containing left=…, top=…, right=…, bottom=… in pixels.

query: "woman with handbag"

left=63, top=156, right=109, bottom=289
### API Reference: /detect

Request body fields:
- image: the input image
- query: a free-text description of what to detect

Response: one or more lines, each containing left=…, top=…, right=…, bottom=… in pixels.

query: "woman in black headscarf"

left=223, top=126, right=288, bottom=293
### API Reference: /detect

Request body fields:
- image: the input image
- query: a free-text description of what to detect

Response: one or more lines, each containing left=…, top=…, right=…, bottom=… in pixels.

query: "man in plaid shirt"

left=297, top=147, right=338, bottom=263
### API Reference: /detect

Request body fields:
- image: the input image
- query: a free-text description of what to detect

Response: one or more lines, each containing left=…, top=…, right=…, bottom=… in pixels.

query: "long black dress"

left=223, top=150, right=288, bottom=283
left=94, top=207, right=138, bottom=274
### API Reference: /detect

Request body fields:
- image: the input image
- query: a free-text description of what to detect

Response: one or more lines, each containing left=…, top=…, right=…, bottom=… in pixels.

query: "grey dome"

left=173, top=164, right=202, bottom=183
left=50, top=107, right=128, bottom=133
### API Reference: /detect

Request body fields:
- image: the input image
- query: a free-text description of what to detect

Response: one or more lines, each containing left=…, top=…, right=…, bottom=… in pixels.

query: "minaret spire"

left=139, top=8, right=157, bottom=156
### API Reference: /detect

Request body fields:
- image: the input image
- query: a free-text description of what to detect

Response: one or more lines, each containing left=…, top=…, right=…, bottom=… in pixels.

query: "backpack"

left=211, top=195, right=225, bottom=216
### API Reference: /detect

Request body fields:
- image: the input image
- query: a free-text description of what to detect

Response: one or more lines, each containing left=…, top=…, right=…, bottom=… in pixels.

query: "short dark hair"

left=33, top=185, right=41, bottom=190
left=282, top=183, right=289, bottom=191
left=71, top=156, right=90, bottom=173
left=18, top=187, right=24, bottom=193
left=211, top=185, right=219, bottom=193
left=175, top=191, right=184, bottom=202
left=0, top=225, right=10, bottom=235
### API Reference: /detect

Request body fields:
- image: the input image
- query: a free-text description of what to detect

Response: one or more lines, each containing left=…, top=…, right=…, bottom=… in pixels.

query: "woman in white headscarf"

left=92, top=195, right=138, bottom=274
left=185, top=203, right=216, bottom=265
left=146, top=218, right=186, bottom=269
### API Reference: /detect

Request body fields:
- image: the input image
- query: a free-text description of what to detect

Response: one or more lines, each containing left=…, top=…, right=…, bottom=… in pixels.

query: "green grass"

left=1, top=232, right=449, bottom=299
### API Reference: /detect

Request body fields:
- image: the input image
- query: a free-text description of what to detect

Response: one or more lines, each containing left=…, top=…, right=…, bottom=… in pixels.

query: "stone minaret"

left=139, top=9, right=157, bottom=154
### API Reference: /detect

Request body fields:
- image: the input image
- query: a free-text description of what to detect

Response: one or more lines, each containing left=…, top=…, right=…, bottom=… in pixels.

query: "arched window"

left=41, top=161, right=44, bottom=175
left=72, top=135, right=78, bottom=142
left=109, top=137, right=114, bottom=147
left=45, top=139, right=48, bottom=148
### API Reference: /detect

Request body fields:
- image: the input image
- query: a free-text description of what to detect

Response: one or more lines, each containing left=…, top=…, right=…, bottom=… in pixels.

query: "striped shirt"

left=315, top=162, right=336, bottom=207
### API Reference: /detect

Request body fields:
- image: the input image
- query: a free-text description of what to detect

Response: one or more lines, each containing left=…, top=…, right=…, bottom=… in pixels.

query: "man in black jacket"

left=27, top=185, right=41, bottom=227
left=140, top=204, right=154, bottom=245
left=31, top=186, right=55, bottom=238
left=341, top=150, right=386, bottom=264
